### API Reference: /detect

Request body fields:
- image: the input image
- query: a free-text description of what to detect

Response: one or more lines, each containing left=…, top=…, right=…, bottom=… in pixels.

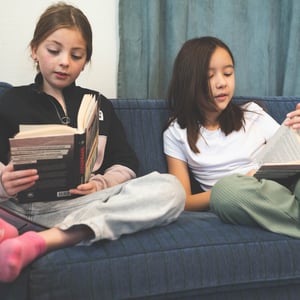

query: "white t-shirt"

left=163, top=102, right=280, bottom=191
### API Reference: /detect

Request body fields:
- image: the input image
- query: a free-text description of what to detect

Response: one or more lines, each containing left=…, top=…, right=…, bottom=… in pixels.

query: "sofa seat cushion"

left=26, top=211, right=300, bottom=299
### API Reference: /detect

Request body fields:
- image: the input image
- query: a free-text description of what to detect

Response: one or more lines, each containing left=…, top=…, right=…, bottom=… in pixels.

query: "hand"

left=1, top=163, right=38, bottom=196
left=69, top=181, right=98, bottom=196
left=285, top=103, right=300, bottom=129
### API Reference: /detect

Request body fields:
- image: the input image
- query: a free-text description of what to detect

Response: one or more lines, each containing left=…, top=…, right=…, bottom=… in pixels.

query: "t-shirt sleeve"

left=163, top=122, right=187, bottom=162
left=244, top=102, right=280, bottom=141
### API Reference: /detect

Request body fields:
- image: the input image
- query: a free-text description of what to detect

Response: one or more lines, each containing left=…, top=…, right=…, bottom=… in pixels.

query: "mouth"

left=55, top=72, right=69, bottom=80
left=215, top=93, right=228, bottom=102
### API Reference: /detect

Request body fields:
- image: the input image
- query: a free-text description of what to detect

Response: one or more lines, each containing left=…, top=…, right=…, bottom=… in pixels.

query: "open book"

left=9, top=94, right=99, bottom=202
left=254, top=122, right=300, bottom=180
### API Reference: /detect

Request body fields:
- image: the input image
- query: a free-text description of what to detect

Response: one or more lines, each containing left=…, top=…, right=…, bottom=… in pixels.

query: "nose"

left=215, top=73, right=227, bottom=89
left=59, top=53, right=70, bottom=68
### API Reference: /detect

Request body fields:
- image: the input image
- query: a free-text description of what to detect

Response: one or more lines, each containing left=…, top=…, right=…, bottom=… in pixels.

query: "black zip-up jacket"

left=0, top=75, right=138, bottom=189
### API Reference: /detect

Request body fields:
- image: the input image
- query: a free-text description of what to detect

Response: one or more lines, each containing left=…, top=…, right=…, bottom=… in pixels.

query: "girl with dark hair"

left=164, top=36, right=300, bottom=238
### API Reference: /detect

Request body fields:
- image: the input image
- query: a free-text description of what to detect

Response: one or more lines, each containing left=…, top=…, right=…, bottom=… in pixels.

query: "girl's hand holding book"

left=1, top=162, right=38, bottom=197
left=69, top=181, right=98, bottom=196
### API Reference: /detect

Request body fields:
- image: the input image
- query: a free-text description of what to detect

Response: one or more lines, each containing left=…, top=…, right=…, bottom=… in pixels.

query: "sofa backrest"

left=112, top=99, right=170, bottom=176
left=233, top=96, right=300, bottom=124
left=112, top=96, right=300, bottom=176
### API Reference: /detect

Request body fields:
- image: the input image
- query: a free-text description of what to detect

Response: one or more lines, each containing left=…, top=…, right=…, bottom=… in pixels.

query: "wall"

left=0, top=0, right=118, bottom=98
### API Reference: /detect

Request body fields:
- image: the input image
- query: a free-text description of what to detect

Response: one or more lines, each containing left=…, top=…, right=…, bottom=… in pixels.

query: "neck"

left=204, top=117, right=219, bottom=130
left=204, top=123, right=220, bottom=131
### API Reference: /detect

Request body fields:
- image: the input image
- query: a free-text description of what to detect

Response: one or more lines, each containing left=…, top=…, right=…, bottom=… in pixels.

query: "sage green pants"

left=210, top=174, right=300, bottom=238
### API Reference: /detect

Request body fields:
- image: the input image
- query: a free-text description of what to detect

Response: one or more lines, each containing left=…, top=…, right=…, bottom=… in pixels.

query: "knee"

left=148, top=172, right=185, bottom=214
left=159, top=173, right=186, bottom=207
left=210, top=174, right=254, bottom=217
left=210, top=175, right=236, bottom=214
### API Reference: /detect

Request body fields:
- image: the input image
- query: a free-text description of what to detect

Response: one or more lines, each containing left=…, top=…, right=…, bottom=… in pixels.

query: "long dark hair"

left=166, top=36, right=245, bottom=153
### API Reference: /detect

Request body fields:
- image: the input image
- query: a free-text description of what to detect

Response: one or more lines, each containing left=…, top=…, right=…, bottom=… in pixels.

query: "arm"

left=97, top=97, right=139, bottom=175
left=70, top=97, right=138, bottom=195
left=166, top=155, right=210, bottom=211
left=89, top=164, right=135, bottom=190
left=69, top=164, right=135, bottom=196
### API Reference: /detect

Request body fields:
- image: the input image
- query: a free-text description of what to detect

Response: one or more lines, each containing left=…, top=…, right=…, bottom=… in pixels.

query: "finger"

left=2, top=169, right=38, bottom=183
left=69, top=189, right=90, bottom=195
left=286, top=110, right=300, bottom=119
left=5, top=173, right=38, bottom=187
left=3, top=173, right=38, bottom=194
left=69, top=186, right=96, bottom=195
left=9, top=182, right=37, bottom=196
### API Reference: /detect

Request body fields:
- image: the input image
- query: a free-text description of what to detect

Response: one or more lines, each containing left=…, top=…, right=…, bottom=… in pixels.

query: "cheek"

left=232, top=80, right=235, bottom=92
left=73, top=63, right=85, bottom=75
left=208, top=79, right=215, bottom=91
left=36, top=52, right=53, bottom=66
left=228, top=77, right=235, bottom=90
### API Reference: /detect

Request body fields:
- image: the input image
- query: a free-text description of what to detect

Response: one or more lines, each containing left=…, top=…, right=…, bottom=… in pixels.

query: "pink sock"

left=0, top=219, right=18, bottom=243
left=0, top=231, right=47, bottom=282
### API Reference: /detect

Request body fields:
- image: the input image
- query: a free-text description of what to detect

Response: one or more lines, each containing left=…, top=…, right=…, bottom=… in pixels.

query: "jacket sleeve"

left=0, top=163, right=12, bottom=202
left=90, top=164, right=136, bottom=190
left=90, top=96, right=139, bottom=189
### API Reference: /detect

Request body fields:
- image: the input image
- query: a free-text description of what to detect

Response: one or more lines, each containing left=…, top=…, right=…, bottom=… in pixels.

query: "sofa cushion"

left=20, top=211, right=300, bottom=299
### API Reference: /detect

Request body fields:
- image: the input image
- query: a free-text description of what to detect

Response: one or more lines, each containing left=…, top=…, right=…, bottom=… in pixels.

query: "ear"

left=31, top=47, right=38, bottom=62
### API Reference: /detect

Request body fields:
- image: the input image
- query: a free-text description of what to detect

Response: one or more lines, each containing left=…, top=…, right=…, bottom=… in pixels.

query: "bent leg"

left=210, top=174, right=300, bottom=238
left=0, top=172, right=185, bottom=282
left=58, top=172, right=185, bottom=242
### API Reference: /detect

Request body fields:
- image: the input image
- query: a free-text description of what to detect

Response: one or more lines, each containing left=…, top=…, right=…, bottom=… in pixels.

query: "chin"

left=217, top=102, right=230, bottom=112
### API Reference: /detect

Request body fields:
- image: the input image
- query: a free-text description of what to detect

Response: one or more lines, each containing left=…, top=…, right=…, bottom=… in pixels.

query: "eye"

left=71, top=54, right=83, bottom=60
left=47, top=48, right=59, bottom=55
left=223, top=67, right=234, bottom=77
left=224, top=72, right=233, bottom=77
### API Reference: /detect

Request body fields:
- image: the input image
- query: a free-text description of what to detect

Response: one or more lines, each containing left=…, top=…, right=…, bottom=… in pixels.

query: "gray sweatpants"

left=210, top=174, right=300, bottom=238
left=0, top=172, right=185, bottom=244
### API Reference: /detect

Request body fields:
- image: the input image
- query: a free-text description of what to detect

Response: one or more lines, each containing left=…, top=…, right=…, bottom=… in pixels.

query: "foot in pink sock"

left=0, top=231, right=47, bottom=282
left=0, top=219, right=18, bottom=243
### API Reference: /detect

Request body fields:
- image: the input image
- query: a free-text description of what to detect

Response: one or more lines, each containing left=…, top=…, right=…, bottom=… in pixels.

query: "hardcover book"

left=9, top=94, right=99, bottom=202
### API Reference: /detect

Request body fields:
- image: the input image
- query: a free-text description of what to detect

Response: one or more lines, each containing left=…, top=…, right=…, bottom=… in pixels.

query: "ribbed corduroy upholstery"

left=112, top=99, right=170, bottom=176
left=1, top=86, right=300, bottom=300
left=28, top=212, right=300, bottom=300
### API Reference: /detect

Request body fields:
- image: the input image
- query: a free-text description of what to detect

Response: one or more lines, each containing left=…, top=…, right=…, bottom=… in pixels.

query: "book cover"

left=9, top=94, right=99, bottom=202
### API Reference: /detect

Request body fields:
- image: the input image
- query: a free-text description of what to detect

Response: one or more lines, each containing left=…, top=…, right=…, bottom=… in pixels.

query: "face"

left=31, top=28, right=87, bottom=95
left=208, top=47, right=235, bottom=113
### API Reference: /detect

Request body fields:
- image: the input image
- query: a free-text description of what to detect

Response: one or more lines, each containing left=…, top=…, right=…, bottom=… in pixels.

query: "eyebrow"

left=46, top=40, right=62, bottom=46
left=46, top=40, right=85, bottom=51
left=208, top=65, right=234, bottom=71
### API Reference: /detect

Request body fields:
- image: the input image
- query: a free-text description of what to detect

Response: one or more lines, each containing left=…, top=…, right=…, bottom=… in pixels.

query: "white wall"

left=0, top=0, right=119, bottom=98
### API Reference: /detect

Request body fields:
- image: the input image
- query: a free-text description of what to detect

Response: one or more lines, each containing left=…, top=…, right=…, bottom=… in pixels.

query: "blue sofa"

left=1, top=81, right=300, bottom=299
